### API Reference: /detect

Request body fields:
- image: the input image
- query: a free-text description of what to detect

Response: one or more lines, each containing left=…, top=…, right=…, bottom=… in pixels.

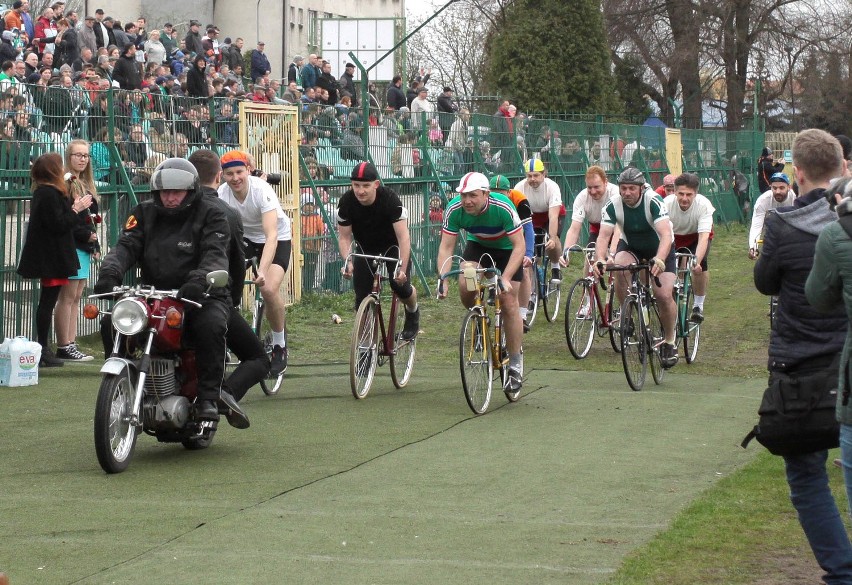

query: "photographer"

left=757, top=146, right=786, bottom=194
left=246, top=153, right=281, bottom=186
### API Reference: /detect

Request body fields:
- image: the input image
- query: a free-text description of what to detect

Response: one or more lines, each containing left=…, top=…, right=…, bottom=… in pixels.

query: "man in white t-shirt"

left=513, top=158, right=565, bottom=283
left=560, top=165, right=620, bottom=266
left=748, top=172, right=794, bottom=259
left=218, top=150, right=293, bottom=376
left=663, top=172, right=715, bottom=323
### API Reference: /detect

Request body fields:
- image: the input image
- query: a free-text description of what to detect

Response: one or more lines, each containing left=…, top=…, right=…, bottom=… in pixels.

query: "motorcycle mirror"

left=206, top=270, right=229, bottom=289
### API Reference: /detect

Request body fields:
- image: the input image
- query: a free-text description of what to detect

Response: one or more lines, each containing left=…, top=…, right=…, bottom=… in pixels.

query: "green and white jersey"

left=442, top=192, right=521, bottom=251
left=601, top=189, right=673, bottom=255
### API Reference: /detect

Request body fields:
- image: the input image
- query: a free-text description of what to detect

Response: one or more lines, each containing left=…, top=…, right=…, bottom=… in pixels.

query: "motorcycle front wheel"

left=94, top=373, right=139, bottom=474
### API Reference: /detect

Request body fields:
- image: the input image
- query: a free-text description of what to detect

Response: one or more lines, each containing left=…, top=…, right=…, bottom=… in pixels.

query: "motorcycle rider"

left=94, top=158, right=249, bottom=429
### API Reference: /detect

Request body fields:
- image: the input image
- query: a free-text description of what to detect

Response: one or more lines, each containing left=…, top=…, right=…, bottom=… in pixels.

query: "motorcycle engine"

left=142, top=358, right=190, bottom=429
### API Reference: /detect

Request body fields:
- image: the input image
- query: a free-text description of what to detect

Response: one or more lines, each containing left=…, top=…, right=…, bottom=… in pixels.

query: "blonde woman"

left=55, top=139, right=101, bottom=361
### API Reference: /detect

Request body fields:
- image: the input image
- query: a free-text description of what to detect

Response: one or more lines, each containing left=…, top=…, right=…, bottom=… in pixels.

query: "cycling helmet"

left=456, top=171, right=490, bottom=193
left=523, top=158, right=545, bottom=173
left=617, top=166, right=646, bottom=186
left=150, top=157, right=201, bottom=215
left=489, top=174, right=511, bottom=190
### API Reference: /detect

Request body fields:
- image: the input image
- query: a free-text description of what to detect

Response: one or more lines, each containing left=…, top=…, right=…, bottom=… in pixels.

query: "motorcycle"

left=84, top=270, right=229, bottom=474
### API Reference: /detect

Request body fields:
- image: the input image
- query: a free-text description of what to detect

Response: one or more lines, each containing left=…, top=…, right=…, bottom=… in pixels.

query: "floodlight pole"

left=349, top=0, right=460, bottom=150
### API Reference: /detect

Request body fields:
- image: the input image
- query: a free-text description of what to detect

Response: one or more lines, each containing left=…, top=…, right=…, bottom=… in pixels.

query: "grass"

left=66, top=222, right=848, bottom=584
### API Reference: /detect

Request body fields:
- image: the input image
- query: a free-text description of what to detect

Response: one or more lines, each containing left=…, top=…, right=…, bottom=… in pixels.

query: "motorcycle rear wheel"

left=94, top=373, right=138, bottom=474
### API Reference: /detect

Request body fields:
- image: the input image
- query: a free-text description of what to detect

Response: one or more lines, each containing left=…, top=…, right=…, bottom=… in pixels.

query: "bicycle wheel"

left=620, top=298, right=646, bottom=391
left=542, top=257, right=562, bottom=322
left=683, top=286, right=701, bottom=364
left=564, top=278, right=596, bottom=359
left=526, top=265, right=539, bottom=328
left=648, top=301, right=666, bottom=385
left=459, top=310, right=493, bottom=414
left=607, top=289, right=623, bottom=354
left=350, top=296, right=379, bottom=399
left=497, top=319, right=520, bottom=403
left=389, top=299, right=416, bottom=388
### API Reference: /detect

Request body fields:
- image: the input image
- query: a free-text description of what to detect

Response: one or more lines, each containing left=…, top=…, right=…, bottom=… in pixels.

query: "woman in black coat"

left=16, top=152, right=93, bottom=367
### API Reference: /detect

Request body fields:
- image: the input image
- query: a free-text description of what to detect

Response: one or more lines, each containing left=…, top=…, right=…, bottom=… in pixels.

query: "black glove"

left=178, top=281, right=205, bottom=301
left=93, top=274, right=120, bottom=294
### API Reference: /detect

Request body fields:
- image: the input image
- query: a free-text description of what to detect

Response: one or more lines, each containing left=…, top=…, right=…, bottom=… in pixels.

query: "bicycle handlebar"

left=436, top=266, right=504, bottom=299
left=606, top=263, right=663, bottom=288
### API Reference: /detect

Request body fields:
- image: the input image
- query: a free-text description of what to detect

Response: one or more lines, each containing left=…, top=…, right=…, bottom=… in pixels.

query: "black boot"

left=218, top=389, right=250, bottom=429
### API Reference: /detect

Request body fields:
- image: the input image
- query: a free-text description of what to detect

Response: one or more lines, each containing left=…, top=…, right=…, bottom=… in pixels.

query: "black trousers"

left=225, top=306, right=269, bottom=401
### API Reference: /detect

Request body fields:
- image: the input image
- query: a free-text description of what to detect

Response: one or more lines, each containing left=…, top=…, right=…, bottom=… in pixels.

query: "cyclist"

left=488, top=174, right=535, bottom=330
left=748, top=172, right=794, bottom=259
left=559, top=165, right=620, bottom=261
left=337, top=161, right=420, bottom=340
left=513, top=158, right=565, bottom=284
left=218, top=150, right=292, bottom=376
left=437, top=171, right=526, bottom=396
left=593, top=166, right=678, bottom=368
left=662, top=173, right=715, bottom=324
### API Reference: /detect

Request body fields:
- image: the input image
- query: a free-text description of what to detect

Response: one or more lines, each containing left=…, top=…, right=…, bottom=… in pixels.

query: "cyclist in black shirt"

left=336, top=162, right=420, bottom=340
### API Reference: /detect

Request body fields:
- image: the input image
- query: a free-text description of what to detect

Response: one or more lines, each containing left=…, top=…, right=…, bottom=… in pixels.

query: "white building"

left=79, top=0, right=406, bottom=78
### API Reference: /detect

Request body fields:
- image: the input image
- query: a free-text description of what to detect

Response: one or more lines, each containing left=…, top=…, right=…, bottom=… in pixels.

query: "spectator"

left=4, top=1, right=25, bottom=32
left=33, top=7, right=57, bottom=56
left=55, top=139, right=100, bottom=362
left=287, top=54, right=303, bottom=89
left=315, top=60, right=338, bottom=106
left=298, top=53, right=316, bottom=90
left=93, top=13, right=114, bottom=49
left=20, top=1, right=35, bottom=43
left=409, top=85, right=433, bottom=130
left=757, top=146, right=785, bottom=193
left=339, top=62, right=357, bottom=106
left=225, top=37, right=244, bottom=71
left=250, top=40, right=270, bottom=82
left=405, top=79, right=418, bottom=109
left=201, top=26, right=221, bottom=68
left=144, top=29, right=166, bottom=66
left=754, top=128, right=852, bottom=583
left=186, top=53, right=208, bottom=97
left=300, top=192, right=325, bottom=289
left=183, top=19, right=203, bottom=58
left=248, top=83, right=270, bottom=103
left=446, top=107, right=470, bottom=172
left=16, top=152, right=92, bottom=367
left=492, top=100, right=514, bottom=171
left=436, top=86, right=457, bottom=141
left=111, top=19, right=129, bottom=49
left=53, top=17, right=78, bottom=67
left=160, top=22, right=176, bottom=56
left=281, top=80, right=299, bottom=103
left=112, top=42, right=141, bottom=89
left=0, top=35, right=19, bottom=67
left=133, top=17, right=147, bottom=49
left=367, top=82, right=382, bottom=125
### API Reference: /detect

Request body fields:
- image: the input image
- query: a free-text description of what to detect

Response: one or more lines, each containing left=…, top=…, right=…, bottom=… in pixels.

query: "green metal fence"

left=0, top=83, right=764, bottom=340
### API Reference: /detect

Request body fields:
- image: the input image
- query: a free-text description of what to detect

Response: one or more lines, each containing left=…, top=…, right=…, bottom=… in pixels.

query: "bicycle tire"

left=459, top=310, right=493, bottom=414
left=648, top=300, right=666, bottom=385
left=497, top=319, right=520, bottom=403
left=389, top=299, right=416, bottom=388
left=251, top=298, right=275, bottom=396
left=683, top=286, right=701, bottom=364
left=564, top=278, right=596, bottom=359
left=620, top=298, right=646, bottom=391
left=542, top=257, right=562, bottom=322
left=607, top=289, right=623, bottom=354
left=350, top=296, right=379, bottom=399
left=526, top=264, right=539, bottom=328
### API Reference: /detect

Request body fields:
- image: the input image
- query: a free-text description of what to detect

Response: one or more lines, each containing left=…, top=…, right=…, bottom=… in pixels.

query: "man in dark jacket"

left=94, top=158, right=248, bottom=428
left=339, top=62, right=357, bottom=106
left=287, top=54, right=303, bottom=89
left=436, top=86, right=458, bottom=143
left=250, top=40, right=270, bottom=82
left=314, top=60, right=338, bottom=106
left=184, top=20, right=203, bottom=58
left=186, top=54, right=208, bottom=97
left=111, top=42, right=141, bottom=89
left=386, top=75, right=405, bottom=110
left=754, top=128, right=852, bottom=582
left=757, top=146, right=786, bottom=194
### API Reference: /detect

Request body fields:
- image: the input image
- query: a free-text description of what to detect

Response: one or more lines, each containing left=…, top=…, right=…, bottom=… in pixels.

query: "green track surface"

left=1, top=362, right=761, bottom=584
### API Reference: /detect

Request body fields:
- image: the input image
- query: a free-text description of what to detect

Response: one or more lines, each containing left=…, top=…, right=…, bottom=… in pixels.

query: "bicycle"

left=607, top=262, right=667, bottom=391
left=241, top=257, right=284, bottom=396
left=525, top=231, right=562, bottom=328
left=674, top=249, right=701, bottom=363
left=347, top=250, right=417, bottom=399
left=563, top=244, right=622, bottom=359
left=438, top=261, right=518, bottom=415
left=754, top=237, right=778, bottom=329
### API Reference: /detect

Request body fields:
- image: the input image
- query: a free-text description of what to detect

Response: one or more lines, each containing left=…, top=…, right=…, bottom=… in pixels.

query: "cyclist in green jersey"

left=437, top=171, right=526, bottom=395
left=593, top=167, right=678, bottom=368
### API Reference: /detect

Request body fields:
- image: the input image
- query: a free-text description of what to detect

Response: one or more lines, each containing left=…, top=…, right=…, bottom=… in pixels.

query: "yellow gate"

left=238, top=102, right=302, bottom=304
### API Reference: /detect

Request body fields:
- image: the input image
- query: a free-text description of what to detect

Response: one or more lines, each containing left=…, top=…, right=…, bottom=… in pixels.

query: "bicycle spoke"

left=459, top=311, right=493, bottom=414
left=620, top=298, right=646, bottom=391
left=350, top=297, right=379, bottom=399
left=390, top=298, right=417, bottom=388
left=564, top=279, right=596, bottom=359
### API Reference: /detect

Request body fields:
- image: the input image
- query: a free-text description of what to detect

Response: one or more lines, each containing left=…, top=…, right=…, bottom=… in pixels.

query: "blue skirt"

left=70, top=249, right=91, bottom=280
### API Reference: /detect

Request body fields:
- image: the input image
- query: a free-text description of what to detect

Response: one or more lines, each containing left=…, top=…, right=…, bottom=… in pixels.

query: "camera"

left=251, top=168, right=281, bottom=186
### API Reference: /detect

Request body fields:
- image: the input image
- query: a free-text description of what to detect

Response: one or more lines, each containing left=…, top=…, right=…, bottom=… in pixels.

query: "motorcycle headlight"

left=111, top=298, right=149, bottom=335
